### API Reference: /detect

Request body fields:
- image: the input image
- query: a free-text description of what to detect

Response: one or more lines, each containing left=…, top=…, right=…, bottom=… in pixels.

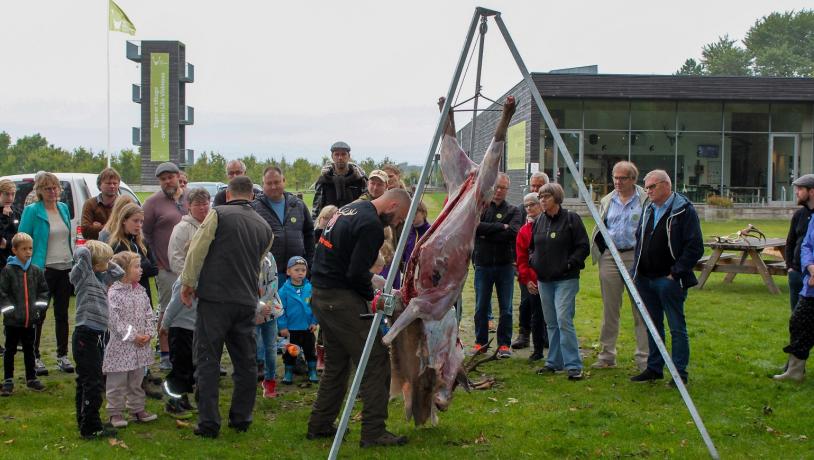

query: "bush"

left=706, top=194, right=733, bottom=207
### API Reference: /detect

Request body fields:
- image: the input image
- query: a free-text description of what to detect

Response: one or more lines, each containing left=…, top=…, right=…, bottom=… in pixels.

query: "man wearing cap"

left=307, top=188, right=411, bottom=447
left=143, top=162, right=188, bottom=371
left=357, top=170, right=388, bottom=201
left=787, top=174, right=814, bottom=312
left=252, top=166, right=314, bottom=280
left=311, top=141, right=367, bottom=220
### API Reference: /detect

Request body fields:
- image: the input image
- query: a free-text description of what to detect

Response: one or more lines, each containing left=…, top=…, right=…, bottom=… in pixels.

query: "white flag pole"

left=106, top=0, right=111, bottom=167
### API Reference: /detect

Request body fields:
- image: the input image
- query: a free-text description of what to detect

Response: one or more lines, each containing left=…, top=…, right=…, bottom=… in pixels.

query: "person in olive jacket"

left=530, top=182, right=589, bottom=381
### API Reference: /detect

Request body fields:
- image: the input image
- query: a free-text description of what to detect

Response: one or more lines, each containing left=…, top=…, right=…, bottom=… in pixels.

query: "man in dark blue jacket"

left=630, top=170, right=703, bottom=385
left=472, top=172, right=522, bottom=359
left=252, top=166, right=314, bottom=279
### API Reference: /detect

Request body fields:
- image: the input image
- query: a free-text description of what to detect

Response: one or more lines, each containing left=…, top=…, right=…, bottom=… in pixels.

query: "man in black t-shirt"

left=307, top=188, right=410, bottom=448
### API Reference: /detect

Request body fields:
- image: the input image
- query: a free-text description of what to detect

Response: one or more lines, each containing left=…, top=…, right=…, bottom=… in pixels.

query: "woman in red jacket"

left=516, top=192, right=548, bottom=361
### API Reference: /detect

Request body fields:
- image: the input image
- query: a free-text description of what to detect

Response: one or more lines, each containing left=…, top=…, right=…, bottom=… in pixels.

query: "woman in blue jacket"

left=18, top=172, right=74, bottom=375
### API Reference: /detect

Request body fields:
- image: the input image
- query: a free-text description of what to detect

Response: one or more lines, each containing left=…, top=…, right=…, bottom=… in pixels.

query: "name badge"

left=291, top=217, right=297, bottom=223
left=496, top=213, right=503, bottom=220
left=550, top=232, right=557, bottom=239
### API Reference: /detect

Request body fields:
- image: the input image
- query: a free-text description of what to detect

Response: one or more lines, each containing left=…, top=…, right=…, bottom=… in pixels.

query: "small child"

left=0, top=179, right=19, bottom=358
left=160, top=277, right=197, bottom=419
left=256, top=252, right=283, bottom=398
left=103, top=251, right=158, bottom=428
left=278, top=256, right=318, bottom=384
left=1, top=233, right=49, bottom=396
left=70, top=240, right=124, bottom=439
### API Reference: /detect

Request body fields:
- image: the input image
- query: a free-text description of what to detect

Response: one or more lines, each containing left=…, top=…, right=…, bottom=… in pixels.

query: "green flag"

left=109, top=0, right=136, bottom=35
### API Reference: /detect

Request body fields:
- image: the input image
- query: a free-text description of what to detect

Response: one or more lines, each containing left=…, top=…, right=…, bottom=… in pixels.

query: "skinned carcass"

left=383, top=97, right=516, bottom=425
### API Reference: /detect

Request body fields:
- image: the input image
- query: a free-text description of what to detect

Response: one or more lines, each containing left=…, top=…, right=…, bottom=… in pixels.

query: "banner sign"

left=507, top=121, right=526, bottom=170
left=150, top=52, right=170, bottom=162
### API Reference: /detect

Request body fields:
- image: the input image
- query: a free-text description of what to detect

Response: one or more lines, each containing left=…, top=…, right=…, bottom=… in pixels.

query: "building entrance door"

left=769, top=134, right=799, bottom=203
left=552, top=130, right=583, bottom=199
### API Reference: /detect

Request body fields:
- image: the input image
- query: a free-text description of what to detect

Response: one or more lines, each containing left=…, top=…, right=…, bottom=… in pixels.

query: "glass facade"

left=539, top=99, right=814, bottom=203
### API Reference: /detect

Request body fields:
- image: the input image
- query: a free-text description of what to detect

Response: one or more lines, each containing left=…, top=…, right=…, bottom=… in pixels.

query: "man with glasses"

left=213, top=160, right=262, bottom=206
left=512, top=171, right=549, bottom=350
left=589, top=161, right=649, bottom=371
left=630, top=170, right=703, bottom=385
left=472, top=172, right=521, bottom=359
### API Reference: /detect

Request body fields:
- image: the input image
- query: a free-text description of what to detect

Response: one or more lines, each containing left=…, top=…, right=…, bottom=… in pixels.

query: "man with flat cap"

left=787, top=174, right=814, bottom=312
left=311, top=141, right=368, bottom=220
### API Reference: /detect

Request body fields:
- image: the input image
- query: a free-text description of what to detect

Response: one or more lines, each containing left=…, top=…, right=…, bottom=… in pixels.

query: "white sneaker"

left=34, top=358, right=49, bottom=376
left=57, top=356, right=75, bottom=373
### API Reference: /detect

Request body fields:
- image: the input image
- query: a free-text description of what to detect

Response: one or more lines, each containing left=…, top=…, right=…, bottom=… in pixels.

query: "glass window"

left=631, top=101, right=676, bottom=131
left=771, top=103, right=811, bottom=133
left=583, top=131, right=628, bottom=199
left=676, top=133, right=722, bottom=201
left=723, top=133, right=769, bottom=203
left=546, top=99, right=582, bottom=129
left=584, top=100, right=629, bottom=130
left=678, top=101, right=722, bottom=132
left=630, top=131, right=676, bottom=187
left=724, top=103, right=769, bottom=132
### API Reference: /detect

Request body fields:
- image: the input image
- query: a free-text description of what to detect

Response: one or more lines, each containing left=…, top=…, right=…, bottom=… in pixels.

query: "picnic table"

left=694, top=237, right=787, bottom=294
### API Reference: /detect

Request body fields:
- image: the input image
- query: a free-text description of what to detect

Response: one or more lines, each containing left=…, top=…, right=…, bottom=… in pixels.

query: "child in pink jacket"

left=103, top=251, right=158, bottom=428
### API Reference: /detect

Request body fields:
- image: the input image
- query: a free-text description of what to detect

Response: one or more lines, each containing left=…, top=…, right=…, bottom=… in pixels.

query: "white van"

left=1, top=172, right=141, bottom=246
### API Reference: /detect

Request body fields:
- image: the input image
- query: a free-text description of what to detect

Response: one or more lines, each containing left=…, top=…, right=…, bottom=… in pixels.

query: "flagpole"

left=106, top=0, right=112, bottom=167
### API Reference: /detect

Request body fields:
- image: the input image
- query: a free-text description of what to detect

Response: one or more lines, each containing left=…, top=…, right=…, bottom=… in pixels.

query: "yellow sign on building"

left=507, top=121, right=526, bottom=170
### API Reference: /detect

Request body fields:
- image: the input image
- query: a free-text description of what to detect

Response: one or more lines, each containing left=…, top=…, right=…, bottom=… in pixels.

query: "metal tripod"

left=328, top=7, right=719, bottom=459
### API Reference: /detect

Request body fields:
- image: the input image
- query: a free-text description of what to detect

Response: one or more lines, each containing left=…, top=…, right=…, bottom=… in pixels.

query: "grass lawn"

left=5, top=195, right=812, bottom=458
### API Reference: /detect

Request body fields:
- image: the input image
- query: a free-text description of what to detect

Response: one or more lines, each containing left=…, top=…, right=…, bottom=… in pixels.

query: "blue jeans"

left=538, top=278, right=582, bottom=370
left=256, top=319, right=278, bottom=380
left=789, top=270, right=803, bottom=312
left=636, top=276, right=689, bottom=377
left=474, top=264, right=514, bottom=347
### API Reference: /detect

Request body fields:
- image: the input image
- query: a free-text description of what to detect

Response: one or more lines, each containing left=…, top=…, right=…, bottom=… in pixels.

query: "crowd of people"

left=0, top=134, right=813, bottom=448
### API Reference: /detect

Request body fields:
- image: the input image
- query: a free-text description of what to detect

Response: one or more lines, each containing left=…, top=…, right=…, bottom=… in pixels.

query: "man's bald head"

left=373, top=188, right=412, bottom=227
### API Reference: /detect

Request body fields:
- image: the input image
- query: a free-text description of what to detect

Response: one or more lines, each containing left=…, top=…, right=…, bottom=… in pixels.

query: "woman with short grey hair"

left=530, top=182, right=590, bottom=380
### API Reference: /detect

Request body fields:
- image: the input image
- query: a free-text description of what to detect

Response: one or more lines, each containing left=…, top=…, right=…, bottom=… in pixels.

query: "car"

left=187, top=181, right=225, bottom=204
left=1, top=172, right=141, bottom=246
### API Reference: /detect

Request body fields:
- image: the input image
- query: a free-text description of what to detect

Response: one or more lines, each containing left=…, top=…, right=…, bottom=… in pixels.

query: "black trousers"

left=195, top=301, right=257, bottom=435
left=308, top=287, right=390, bottom=441
left=166, top=327, right=195, bottom=395
left=4, top=325, right=36, bottom=381
left=785, top=296, right=814, bottom=360
left=283, top=330, right=317, bottom=365
left=37, top=268, right=72, bottom=358
left=72, top=326, right=105, bottom=435
left=527, top=289, right=549, bottom=352
left=518, top=282, right=531, bottom=332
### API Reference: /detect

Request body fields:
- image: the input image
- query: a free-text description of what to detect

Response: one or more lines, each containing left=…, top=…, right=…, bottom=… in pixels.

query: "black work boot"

left=360, top=430, right=408, bottom=448
left=511, top=328, right=530, bottom=349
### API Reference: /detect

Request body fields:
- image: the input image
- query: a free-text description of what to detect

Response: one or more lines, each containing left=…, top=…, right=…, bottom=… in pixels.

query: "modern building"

left=127, top=40, right=194, bottom=185
left=458, top=73, right=814, bottom=206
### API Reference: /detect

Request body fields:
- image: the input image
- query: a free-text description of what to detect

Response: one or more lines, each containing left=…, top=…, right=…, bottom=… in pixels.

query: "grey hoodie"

left=70, top=246, right=124, bottom=331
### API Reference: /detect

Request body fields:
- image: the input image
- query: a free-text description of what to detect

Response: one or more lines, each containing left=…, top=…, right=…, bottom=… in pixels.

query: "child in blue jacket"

left=278, top=256, right=318, bottom=384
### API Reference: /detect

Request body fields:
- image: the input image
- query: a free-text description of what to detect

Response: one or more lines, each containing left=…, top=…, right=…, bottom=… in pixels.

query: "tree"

left=676, top=10, right=814, bottom=77
left=701, top=35, right=753, bottom=76
left=744, top=10, right=814, bottom=77
left=675, top=58, right=704, bottom=76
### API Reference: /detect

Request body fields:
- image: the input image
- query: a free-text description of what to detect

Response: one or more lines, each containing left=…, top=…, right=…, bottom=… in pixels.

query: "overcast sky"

left=1, top=0, right=811, bottom=165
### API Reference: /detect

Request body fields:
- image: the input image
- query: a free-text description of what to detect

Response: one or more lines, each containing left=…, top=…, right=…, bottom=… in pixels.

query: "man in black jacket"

left=311, top=141, right=367, bottom=220
left=786, top=174, right=814, bottom=312
left=472, top=173, right=522, bottom=358
left=253, top=166, right=314, bottom=279
left=630, top=170, right=703, bottom=385
left=307, top=188, right=411, bottom=448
